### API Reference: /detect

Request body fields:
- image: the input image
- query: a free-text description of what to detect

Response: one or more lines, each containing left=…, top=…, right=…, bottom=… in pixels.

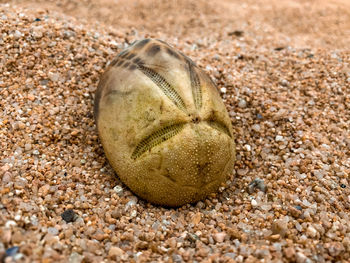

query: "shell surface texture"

left=94, top=39, right=236, bottom=207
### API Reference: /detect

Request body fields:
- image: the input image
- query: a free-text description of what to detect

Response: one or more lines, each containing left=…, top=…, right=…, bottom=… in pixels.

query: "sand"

left=0, top=0, right=349, bottom=262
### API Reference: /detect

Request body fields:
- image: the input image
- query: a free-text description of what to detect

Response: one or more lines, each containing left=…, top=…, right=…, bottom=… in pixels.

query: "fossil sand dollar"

left=94, top=39, right=236, bottom=207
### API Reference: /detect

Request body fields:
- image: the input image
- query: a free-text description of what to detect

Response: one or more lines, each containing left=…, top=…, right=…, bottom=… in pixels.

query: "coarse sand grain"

left=0, top=0, right=349, bottom=262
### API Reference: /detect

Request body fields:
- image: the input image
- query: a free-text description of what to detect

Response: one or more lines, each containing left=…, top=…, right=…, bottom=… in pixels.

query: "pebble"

left=13, top=30, right=22, bottom=39
left=61, top=209, right=77, bottom=223
left=108, top=247, right=124, bottom=259
left=5, top=221, right=16, bottom=228
left=295, top=252, right=308, bottom=263
left=251, top=199, right=258, bottom=207
left=251, top=124, right=261, bottom=132
left=275, top=135, right=284, bottom=142
left=5, top=246, right=19, bottom=257
left=238, top=99, right=247, bottom=108
left=113, top=185, right=123, bottom=195
left=24, top=143, right=32, bottom=151
left=248, top=178, right=267, bottom=193
left=69, top=252, right=83, bottom=263
left=237, top=169, right=248, bottom=176
left=32, top=26, right=43, bottom=39
left=48, top=72, right=60, bottom=82
left=271, top=219, right=288, bottom=237
left=306, top=225, right=317, bottom=238
left=284, top=246, right=295, bottom=259
left=47, top=227, right=59, bottom=236
left=213, top=232, right=226, bottom=243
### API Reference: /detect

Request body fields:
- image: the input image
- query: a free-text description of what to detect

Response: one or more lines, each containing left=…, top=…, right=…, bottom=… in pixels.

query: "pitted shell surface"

left=95, top=39, right=236, bottom=207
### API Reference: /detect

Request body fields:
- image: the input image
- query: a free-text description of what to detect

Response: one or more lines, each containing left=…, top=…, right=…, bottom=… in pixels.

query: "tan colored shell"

left=94, top=39, right=235, bottom=207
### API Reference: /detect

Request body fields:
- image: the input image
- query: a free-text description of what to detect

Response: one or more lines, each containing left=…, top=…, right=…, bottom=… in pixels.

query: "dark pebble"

left=5, top=246, right=19, bottom=257
left=295, top=205, right=302, bottom=211
left=257, top=113, right=263, bottom=120
left=248, top=178, right=267, bottom=194
left=61, top=209, right=77, bottom=223
left=340, top=184, right=346, bottom=188
left=228, top=30, right=244, bottom=37
left=34, top=18, right=41, bottom=22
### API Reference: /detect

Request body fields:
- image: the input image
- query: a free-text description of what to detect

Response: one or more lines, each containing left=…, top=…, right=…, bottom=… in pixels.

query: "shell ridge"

left=137, top=64, right=187, bottom=112
left=131, top=123, right=186, bottom=159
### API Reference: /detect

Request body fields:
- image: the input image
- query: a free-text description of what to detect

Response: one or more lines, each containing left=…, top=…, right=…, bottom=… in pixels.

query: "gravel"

left=0, top=0, right=349, bottom=262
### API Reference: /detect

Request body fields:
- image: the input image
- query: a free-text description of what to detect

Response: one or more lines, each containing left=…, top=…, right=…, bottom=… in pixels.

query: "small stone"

left=224, top=253, right=236, bottom=259
left=289, top=206, right=302, bottom=218
left=284, top=247, right=295, bottom=259
left=32, top=26, right=43, bottom=39
left=248, top=178, right=266, bottom=193
left=251, top=199, right=257, bottom=207
left=252, top=124, right=260, bottom=132
left=48, top=72, right=60, bottom=82
left=69, top=252, right=83, bottom=263
left=238, top=99, right=247, bottom=108
left=295, top=252, right=308, bottom=263
left=325, top=242, right=344, bottom=257
left=237, top=169, right=248, bottom=176
left=295, top=205, right=302, bottom=211
left=269, top=234, right=280, bottom=241
left=5, top=246, right=19, bottom=257
left=271, top=219, right=288, bottom=237
left=5, top=220, right=17, bottom=228
left=61, top=209, right=77, bottom=223
left=213, top=232, right=226, bottom=243
left=108, top=246, right=124, bottom=259
left=27, top=94, right=35, bottom=101
left=113, top=185, right=123, bottom=195
left=172, top=254, right=183, bottom=263
left=275, top=135, right=284, bottom=142
left=48, top=227, right=59, bottom=235
left=306, top=225, right=317, bottom=238
left=24, top=143, right=32, bottom=151
left=13, top=30, right=22, bottom=39
left=191, top=212, right=201, bottom=225
left=220, top=87, right=227, bottom=93
left=244, top=144, right=251, bottom=151
left=64, top=228, right=74, bottom=239
left=2, top=172, right=12, bottom=184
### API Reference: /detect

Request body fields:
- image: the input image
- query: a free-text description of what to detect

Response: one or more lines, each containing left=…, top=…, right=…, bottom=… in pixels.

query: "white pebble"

left=238, top=99, right=247, bottom=108
left=244, top=144, right=251, bottom=151
left=306, top=225, right=317, bottom=238
left=5, top=220, right=17, bottom=227
left=252, top=124, right=260, bottom=132
left=251, top=199, right=258, bottom=207
left=14, top=30, right=22, bottom=39
left=220, top=87, right=227, bottom=93
left=113, top=185, right=123, bottom=195
left=275, top=135, right=284, bottom=142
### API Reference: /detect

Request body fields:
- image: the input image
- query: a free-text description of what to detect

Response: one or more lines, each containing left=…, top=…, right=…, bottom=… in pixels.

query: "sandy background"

left=0, top=0, right=349, bottom=262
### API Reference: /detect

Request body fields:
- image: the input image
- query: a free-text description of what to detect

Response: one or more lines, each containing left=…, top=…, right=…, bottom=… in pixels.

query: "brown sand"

left=0, top=0, right=349, bottom=262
